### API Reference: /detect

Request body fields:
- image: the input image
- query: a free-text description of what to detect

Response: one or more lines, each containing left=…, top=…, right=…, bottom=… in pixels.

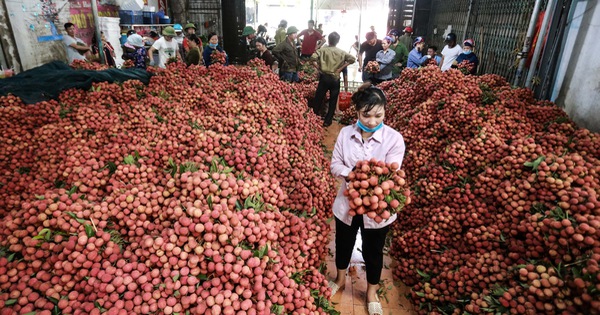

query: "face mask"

left=463, top=49, right=471, bottom=55
left=209, top=43, right=218, bottom=49
left=357, top=120, right=384, bottom=133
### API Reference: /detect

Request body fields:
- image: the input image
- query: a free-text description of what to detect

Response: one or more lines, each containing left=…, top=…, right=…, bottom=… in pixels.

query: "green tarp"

left=0, top=61, right=152, bottom=104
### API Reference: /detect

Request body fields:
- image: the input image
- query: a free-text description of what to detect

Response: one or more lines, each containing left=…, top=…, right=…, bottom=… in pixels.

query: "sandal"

left=328, top=281, right=344, bottom=296
left=367, top=296, right=383, bottom=315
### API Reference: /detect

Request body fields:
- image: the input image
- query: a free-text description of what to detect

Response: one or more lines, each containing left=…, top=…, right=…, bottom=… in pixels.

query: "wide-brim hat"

left=242, top=26, right=256, bottom=36
left=184, top=23, right=196, bottom=31
left=162, top=26, right=176, bottom=37
left=127, top=34, right=144, bottom=47
left=286, top=26, right=299, bottom=35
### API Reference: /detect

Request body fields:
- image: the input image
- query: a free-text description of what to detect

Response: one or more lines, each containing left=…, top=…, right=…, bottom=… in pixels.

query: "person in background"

left=183, top=23, right=201, bottom=53
left=454, top=39, right=479, bottom=74
left=358, top=31, right=383, bottom=83
left=255, top=37, right=277, bottom=70
left=387, top=29, right=409, bottom=79
left=273, top=26, right=300, bottom=82
left=275, top=20, right=288, bottom=45
left=63, top=22, right=90, bottom=63
left=370, top=25, right=376, bottom=36
left=125, top=34, right=147, bottom=69
left=173, top=24, right=186, bottom=58
left=257, top=22, right=268, bottom=38
left=144, top=31, right=160, bottom=47
left=297, top=20, right=324, bottom=59
left=426, top=45, right=442, bottom=65
left=329, top=83, right=405, bottom=315
left=373, top=36, right=396, bottom=84
left=203, top=32, right=228, bottom=67
left=350, top=35, right=360, bottom=57
left=399, top=26, right=413, bottom=53
left=91, top=31, right=116, bottom=67
left=149, top=26, right=181, bottom=68
left=309, top=31, right=356, bottom=127
left=440, top=32, right=462, bottom=71
left=242, top=26, right=257, bottom=64
left=316, top=23, right=324, bottom=35
left=122, top=29, right=137, bottom=61
left=185, top=34, right=203, bottom=66
left=406, top=37, right=431, bottom=68
left=242, top=26, right=257, bottom=50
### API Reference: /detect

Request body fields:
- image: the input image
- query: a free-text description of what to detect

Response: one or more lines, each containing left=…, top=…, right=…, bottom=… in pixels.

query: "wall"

left=554, top=0, right=600, bottom=132
left=3, top=0, right=71, bottom=71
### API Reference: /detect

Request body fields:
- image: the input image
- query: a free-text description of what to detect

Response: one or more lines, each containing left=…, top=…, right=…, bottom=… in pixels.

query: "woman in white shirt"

left=329, top=83, right=406, bottom=315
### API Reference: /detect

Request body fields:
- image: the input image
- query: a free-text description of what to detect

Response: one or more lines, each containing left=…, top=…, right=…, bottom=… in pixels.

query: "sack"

left=338, top=91, right=352, bottom=111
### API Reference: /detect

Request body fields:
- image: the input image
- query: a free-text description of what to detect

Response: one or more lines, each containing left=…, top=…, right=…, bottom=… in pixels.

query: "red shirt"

left=298, top=29, right=323, bottom=55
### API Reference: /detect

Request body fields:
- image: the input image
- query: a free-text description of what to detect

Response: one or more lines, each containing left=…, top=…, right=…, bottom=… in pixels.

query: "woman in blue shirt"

left=203, top=32, right=229, bottom=67
left=406, top=37, right=431, bottom=68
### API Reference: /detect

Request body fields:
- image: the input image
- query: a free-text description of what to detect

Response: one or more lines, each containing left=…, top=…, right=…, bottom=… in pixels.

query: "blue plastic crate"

left=143, top=11, right=157, bottom=24
left=159, top=17, right=171, bottom=24
left=119, top=10, right=143, bottom=25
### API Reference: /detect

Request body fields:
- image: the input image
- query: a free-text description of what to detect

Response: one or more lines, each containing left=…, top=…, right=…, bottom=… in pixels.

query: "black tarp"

left=0, top=61, right=152, bottom=104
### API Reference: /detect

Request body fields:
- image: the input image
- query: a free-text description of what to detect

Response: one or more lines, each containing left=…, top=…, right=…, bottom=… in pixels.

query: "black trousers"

left=335, top=216, right=390, bottom=285
left=311, top=73, right=340, bottom=125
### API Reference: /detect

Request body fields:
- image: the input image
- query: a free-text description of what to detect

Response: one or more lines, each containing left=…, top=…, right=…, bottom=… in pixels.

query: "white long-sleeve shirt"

left=330, top=124, right=406, bottom=229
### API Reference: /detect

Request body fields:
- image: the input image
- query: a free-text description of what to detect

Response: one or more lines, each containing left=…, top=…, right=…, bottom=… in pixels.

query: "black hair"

left=189, top=34, right=200, bottom=45
left=279, top=20, right=287, bottom=28
left=127, top=29, right=136, bottom=37
left=428, top=45, right=438, bottom=52
left=351, top=82, right=387, bottom=113
left=149, top=31, right=159, bottom=38
left=207, top=32, right=218, bottom=41
left=64, top=22, right=74, bottom=30
left=328, top=32, right=340, bottom=47
left=255, top=37, right=267, bottom=46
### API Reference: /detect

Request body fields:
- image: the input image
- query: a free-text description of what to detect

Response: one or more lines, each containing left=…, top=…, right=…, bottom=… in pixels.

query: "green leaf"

left=66, top=212, right=86, bottom=224
left=17, top=167, right=31, bottom=174
left=416, top=269, right=430, bottom=280
left=5, top=299, right=17, bottom=306
left=197, top=274, right=208, bottom=281
left=173, top=274, right=180, bottom=282
left=235, top=199, right=243, bottom=211
left=23, top=312, right=36, bottom=315
left=67, top=185, right=78, bottom=197
left=123, top=155, right=136, bottom=165
left=84, top=224, right=95, bottom=237
left=207, top=195, right=213, bottom=208
left=33, top=228, right=51, bottom=240
left=47, top=295, right=59, bottom=304
left=35, top=195, right=45, bottom=200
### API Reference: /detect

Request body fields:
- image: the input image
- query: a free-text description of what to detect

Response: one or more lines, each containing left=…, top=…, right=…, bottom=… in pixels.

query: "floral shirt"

left=130, top=47, right=147, bottom=69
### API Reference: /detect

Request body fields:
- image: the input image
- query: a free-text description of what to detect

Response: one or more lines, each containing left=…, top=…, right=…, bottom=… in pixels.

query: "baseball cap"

left=463, top=39, right=475, bottom=47
left=404, top=27, right=413, bottom=33
left=413, top=36, right=425, bottom=46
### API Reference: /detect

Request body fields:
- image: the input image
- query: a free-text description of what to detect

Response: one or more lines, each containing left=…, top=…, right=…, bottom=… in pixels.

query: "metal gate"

left=421, top=0, right=548, bottom=85
left=188, top=0, right=223, bottom=38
